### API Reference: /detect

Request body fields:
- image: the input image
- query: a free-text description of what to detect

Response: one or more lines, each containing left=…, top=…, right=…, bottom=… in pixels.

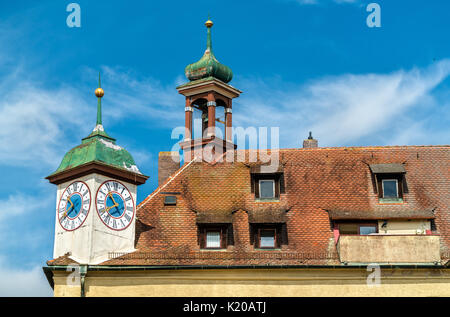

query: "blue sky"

left=0, top=0, right=449, bottom=296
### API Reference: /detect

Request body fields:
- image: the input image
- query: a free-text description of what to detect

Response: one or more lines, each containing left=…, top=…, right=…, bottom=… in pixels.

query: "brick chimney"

left=158, top=152, right=180, bottom=185
left=303, top=131, right=318, bottom=148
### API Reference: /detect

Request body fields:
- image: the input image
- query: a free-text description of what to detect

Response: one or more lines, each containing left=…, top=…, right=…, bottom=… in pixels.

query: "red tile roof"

left=48, top=145, right=450, bottom=267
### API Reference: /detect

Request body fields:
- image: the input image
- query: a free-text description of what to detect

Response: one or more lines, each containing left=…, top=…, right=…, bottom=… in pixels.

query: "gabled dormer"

left=370, top=163, right=407, bottom=203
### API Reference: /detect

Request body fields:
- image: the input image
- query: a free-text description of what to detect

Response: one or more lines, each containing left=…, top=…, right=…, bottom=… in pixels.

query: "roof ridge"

left=234, top=145, right=450, bottom=152
left=137, top=157, right=197, bottom=210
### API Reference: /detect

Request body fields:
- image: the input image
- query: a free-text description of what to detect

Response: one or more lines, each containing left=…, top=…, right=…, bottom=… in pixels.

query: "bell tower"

left=46, top=74, right=148, bottom=265
left=177, top=18, right=241, bottom=162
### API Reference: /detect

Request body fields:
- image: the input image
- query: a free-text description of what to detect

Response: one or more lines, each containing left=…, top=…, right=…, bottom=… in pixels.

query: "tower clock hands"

left=109, top=193, right=119, bottom=206
left=62, top=197, right=74, bottom=219
left=105, top=192, right=119, bottom=213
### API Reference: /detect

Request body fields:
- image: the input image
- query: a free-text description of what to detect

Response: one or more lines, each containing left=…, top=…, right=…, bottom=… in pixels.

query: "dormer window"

left=205, top=230, right=221, bottom=248
left=259, top=229, right=276, bottom=248
left=369, top=164, right=407, bottom=203
left=259, top=180, right=275, bottom=199
left=382, top=179, right=398, bottom=198
left=250, top=167, right=285, bottom=201
left=163, top=195, right=177, bottom=206
left=250, top=223, right=287, bottom=249
left=198, top=224, right=232, bottom=250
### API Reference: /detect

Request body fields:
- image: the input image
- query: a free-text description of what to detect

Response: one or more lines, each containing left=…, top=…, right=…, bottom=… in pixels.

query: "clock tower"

left=46, top=75, right=148, bottom=265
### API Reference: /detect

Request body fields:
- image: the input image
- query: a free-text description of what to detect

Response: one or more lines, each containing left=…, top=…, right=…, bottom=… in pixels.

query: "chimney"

left=303, top=131, right=318, bottom=148
left=158, top=151, right=180, bottom=185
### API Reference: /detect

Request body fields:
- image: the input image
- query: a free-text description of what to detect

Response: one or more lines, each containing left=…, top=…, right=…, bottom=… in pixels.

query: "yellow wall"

left=52, top=267, right=450, bottom=297
left=377, top=220, right=430, bottom=234
left=338, top=235, right=441, bottom=263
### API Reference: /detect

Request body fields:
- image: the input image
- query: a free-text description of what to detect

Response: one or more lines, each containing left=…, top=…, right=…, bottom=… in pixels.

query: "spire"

left=83, top=72, right=115, bottom=142
left=95, top=72, right=104, bottom=126
left=184, top=18, right=233, bottom=83
left=205, top=17, right=213, bottom=52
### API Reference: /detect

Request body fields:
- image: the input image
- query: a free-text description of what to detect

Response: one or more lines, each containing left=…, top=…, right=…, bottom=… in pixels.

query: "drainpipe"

left=80, top=265, right=87, bottom=297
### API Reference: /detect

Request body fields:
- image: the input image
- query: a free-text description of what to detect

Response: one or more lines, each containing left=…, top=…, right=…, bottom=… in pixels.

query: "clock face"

left=58, top=181, right=91, bottom=231
left=96, top=180, right=135, bottom=231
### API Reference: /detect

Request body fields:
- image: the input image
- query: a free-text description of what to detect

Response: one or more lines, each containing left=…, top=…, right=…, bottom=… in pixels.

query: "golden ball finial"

left=205, top=19, right=213, bottom=28
left=95, top=88, right=104, bottom=98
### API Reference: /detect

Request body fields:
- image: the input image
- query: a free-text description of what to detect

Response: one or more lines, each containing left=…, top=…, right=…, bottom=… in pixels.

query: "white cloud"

left=0, top=81, right=90, bottom=168
left=0, top=193, right=48, bottom=222
left=0, top=193, right=54, bottom=297
left=233, top=60, right=450, bottom=148
left=0, top=66, right=167, bottom=170
left=0, top=260, right=52, bottom=297
left=95, top=66, right=182, bottom=125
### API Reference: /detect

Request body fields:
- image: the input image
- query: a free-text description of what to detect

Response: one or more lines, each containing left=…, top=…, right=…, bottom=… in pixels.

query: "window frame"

left=337, top=222, right=378, bottom=235
left=250, top=224, right=285, bottom=249
left=258, top=179, right=276, bottom=199
left=198, top=225, right=228, bottom=250
left=252, top=173, right=283, bottom=200
left=257, top=228, right=277, bottom=249
left=381, top=179, right=399, bottom=199
left=163, top=195, right=177, bottom=206
left=205, top=229, right=222, bottom=249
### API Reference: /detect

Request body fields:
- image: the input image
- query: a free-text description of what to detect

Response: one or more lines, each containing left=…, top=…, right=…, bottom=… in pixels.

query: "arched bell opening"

left=214, top=99, right=228, bottom=140
left=191, top=98, right=208, bottom=139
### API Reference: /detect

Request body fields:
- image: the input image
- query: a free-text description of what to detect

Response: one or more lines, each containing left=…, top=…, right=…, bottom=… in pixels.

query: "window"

left=359, top=226, right=377, bottom=235
left=369, top=164, right=407, bottom=202
left=250, top=224, right=287, bottom=249
left=251, top=173, right=284, bottom=200
left=259, top=229, right=276, bottom=248
left=164, top=195, right=177, bottom=206
left=376, top=174, right=404, bottom=202
left=259, top=180, right=275, bottom=199
left=206, top=231, right=221, bottom=248
left=338, top=223, right=378, bottom=235
left=198, top=225, right=232, bottom=249
left=382, top=179, right=398, bottom=198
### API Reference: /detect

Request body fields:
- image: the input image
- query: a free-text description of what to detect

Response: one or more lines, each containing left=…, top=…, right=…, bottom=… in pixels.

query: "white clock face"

left=96, top=180, right=135, bottom=231
left=58, top=181, right=91, bottom=231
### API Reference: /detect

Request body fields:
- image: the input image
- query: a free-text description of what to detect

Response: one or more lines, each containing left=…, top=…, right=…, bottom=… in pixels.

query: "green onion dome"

left=185, top=19, right=233, bottom=83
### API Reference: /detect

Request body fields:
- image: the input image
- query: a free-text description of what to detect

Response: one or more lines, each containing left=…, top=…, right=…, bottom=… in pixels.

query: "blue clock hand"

left=113, top=204, right=122, bottom=216
left=71, top=201, right=80, bottom=216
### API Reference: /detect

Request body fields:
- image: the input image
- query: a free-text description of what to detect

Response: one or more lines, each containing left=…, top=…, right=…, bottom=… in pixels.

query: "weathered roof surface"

left=369, top=163, right=406, bottom=174
left=47, top=145, right=450, bottom=267
left=49, top=132, right=141, bottom=177
left=46, top=253, right=78, bottom=266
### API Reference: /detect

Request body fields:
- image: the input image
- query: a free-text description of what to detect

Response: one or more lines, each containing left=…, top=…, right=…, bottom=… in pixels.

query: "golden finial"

left=95, top=72, right=104, bottom=98
left=205, top=19, right=213, bottom=28
left=95, top=87, right=104, bottom=98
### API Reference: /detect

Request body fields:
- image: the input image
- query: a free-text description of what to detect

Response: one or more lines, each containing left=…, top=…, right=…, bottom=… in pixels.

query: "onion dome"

left=49, top=74, right=142, bottom=176
left=185, top=18, right=233, bottom=83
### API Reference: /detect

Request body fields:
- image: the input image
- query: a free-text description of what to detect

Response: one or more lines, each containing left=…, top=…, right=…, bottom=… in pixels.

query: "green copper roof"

left=49, top=74, right=141, bottom=176
left=52, top=134, right=141, bottom=175
left=185, top=19, right=233, bottom=83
